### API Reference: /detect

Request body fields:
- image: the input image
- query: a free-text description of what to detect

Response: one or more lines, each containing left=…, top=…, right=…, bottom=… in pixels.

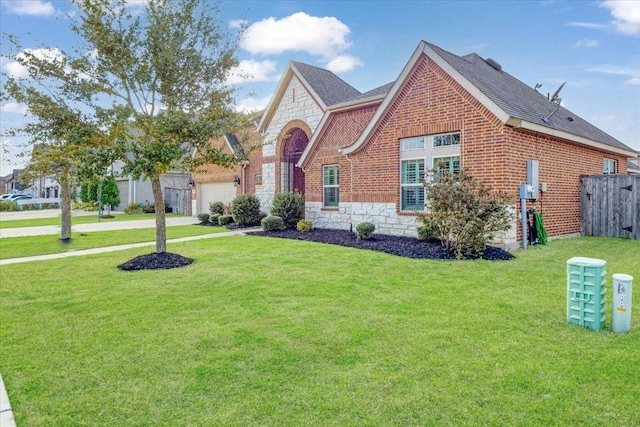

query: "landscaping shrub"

left=124, top=202, right=143, bottom=214
left=197, top=213, right=210, bottom=223
left=270, top=191, right=304, bottom=228
left=261, top=215, right=286, bottom=231
left=417, top=221, right=439, bottom=242
left=218, top=214, right=234, bottom=226
left=297, top=219, right=313, bottom=232
left=356, top=222, right=375, bottom=240
left=210, top=214, right=220, bottom=225
left=209, top=201, right=225, bottom=216
left=418, top=170, right=513, bottom=259
left=230, top=194, right=262, bottom=226
left=0, top=201, right=17, bottom=211
left=142, top=202, right=155, bottom=213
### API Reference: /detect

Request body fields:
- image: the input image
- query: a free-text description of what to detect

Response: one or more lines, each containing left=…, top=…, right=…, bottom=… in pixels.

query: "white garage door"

left=197, top=182, right=236, bottom=214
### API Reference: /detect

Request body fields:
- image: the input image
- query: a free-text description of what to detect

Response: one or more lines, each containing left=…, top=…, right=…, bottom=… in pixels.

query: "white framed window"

left=399, top=132, right=461, bottom=211
left=433, top=133, right=461, bottom=147
left=401, top=159, right=425, bottom=211
left=433, top=156, right=461, bottom=180
left=401, top=137, right=426, bottom=151
left=323, top=165, right=339, bottom=207
left=603, top=158, right=616, bottom=175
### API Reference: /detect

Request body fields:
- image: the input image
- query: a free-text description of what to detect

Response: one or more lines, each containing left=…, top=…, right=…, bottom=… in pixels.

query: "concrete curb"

left=0, top=373, right=16, bottom=427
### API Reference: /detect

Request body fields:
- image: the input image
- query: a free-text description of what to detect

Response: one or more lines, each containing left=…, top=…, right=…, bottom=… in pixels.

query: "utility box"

left=612, top=274, right=633, bottom=333
left=567, top=257, right=606, bottom=330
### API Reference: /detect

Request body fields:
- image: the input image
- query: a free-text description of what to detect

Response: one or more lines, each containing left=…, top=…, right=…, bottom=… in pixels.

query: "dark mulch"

left=248, top=228, right=514, bottom=261
left=118, top=252, right=195, bottom=271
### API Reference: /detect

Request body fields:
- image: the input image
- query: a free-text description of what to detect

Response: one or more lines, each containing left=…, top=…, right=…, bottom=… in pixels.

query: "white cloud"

left=3, top=48, right=66, bottom=79
left=234, top=95, right=272, bottom=113
left=240, top=12, right=352, bottom=59
left=227, top=59, right=280, bottom=85
left=325, top=55, right=363, bottom=73
left=588, top=64, right=640, bottom=85
left=229, top=19, right=246, bottom=29
left=567, top=21, right=607, bottom=30
left=1, top=102, right=28, bottom=114
left=574, top=38, right=599, bottom=48
left=2, top=0, right=56, bottom=16
left=601, top=0, right=640, bottom=35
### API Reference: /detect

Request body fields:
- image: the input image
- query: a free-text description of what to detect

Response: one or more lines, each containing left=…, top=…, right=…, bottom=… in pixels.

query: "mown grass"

left=0, top=225, right=225, bottom=259
left=0, top=213, right=177, bottom=228
left=0, top=236, right=638, bottom=426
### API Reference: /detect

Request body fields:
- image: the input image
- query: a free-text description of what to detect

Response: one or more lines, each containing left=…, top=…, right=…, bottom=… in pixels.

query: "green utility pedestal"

left=567, top=257, right=606, bottom=331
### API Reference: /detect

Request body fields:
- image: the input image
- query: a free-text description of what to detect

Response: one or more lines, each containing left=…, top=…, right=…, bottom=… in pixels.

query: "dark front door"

left=282, top=128, right=308, bottom=194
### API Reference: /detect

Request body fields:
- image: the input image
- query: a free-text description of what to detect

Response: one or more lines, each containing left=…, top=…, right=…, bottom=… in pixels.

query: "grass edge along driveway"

left=0, top=236, right=638, bottom=426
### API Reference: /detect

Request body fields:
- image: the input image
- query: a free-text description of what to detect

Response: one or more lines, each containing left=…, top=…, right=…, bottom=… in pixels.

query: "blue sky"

left=1, top=0, right=639, bottom=176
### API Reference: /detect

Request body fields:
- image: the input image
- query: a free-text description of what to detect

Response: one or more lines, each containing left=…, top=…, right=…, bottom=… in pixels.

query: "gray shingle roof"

left=291, top=61, right=361, bottom=107
left=343, top=81, right=395, bottom=103
left=427, top=42, right=632, bottom=152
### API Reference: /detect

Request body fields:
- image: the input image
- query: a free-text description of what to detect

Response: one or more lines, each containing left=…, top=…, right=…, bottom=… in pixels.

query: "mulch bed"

left=248, top=228, right=514, bottom=261
left=118, top=226, right=513, bottom=271
left=118, top=252, right=194, bottom=271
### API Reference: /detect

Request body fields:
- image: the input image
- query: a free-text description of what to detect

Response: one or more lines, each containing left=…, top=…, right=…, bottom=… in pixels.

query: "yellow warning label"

left=616, top=307, right=626, bottom=312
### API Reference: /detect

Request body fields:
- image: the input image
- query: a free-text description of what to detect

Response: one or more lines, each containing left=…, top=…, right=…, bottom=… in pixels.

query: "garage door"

left=197, top=182, right=236, bottom=215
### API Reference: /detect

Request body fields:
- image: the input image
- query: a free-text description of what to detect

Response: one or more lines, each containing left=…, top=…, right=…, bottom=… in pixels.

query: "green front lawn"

left=0, top=224, right=225, bottom=260
left=0, top=236, right=638, bottom=426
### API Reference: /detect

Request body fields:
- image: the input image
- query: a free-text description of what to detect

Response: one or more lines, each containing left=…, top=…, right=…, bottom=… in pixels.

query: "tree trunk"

left=151, top=176, right=167, bottom=253
left=60, top=170, right=72, bottom=242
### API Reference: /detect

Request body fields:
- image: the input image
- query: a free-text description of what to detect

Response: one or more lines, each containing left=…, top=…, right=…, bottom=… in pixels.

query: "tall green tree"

left=3, top=83, right=104, bottom=242
left=68, top=0, right=248, bottom=253
left=4, top=0, right=249, bottom=255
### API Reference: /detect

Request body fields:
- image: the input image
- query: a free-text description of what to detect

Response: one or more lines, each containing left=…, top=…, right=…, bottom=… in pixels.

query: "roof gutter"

left=507, top=118, right=637, bottom=157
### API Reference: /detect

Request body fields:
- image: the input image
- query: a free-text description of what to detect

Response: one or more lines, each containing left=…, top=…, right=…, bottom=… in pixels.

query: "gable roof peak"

left=290, top=61, right=361, bottom=107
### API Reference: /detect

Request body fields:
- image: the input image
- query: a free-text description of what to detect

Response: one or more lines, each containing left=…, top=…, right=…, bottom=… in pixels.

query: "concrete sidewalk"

left=0, top=228, right=256, bottom=265
left=0, top=216, right=199, bottom=238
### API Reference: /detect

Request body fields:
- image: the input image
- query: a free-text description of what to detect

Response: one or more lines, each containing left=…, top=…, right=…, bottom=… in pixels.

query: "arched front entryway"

left=281, top=127, right=309, bottom=194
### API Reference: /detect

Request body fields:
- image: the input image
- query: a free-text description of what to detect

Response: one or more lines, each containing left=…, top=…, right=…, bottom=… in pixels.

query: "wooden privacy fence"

left=581, top=174, right=639, bottom=240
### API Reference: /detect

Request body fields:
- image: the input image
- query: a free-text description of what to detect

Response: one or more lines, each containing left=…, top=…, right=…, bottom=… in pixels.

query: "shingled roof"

left=291, top=61, right=361, bottom=107
left=426, top=42, right=631, bottom=152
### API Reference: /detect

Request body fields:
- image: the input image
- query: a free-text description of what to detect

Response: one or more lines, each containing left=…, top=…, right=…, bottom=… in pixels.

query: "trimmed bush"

left=0, top=201, right=17, bottom=212
left=418, top=170, right=513, bottom=259
left=230, top=194, right=262, bottom=226
left=218, top=214, right=234, bottom=226
left=356, top=222, right=375, bottom=240
left=197, top=213, right=210, bottom=223
left=261, top=215, right=286, bottom=232
left=417, top=221, right=439, bottom=242
left=270, top=191, right=305, bottom=228
left=210, top=214, right=220, bottom=225
left=209, top=201, right=225, bottom=216
left=124, top=202, right=143, bottom=214
left=296, top=219, right=313, bottom=232
left=143, top=202, right=155, bottom=213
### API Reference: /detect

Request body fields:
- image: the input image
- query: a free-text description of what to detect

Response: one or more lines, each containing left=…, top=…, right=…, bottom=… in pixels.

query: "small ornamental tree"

left=101, top=175, right=120, bottom=216
left=418, top=170, right=513, bottom=259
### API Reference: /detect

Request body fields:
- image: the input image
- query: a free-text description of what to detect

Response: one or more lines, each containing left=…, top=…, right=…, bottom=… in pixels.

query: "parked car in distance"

left=1, top=194, right=33, bottom=201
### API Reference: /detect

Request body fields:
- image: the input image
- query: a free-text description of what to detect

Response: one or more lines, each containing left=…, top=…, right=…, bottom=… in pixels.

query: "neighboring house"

left=192, top=126, right=263, bottom=215
left=203, top=40, right=637, bottom=248
left=112, top=160, right=193, bottom=215
left=2, top=169, right=31, bottom=194
left=628, top=154, right=640, bottom=175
